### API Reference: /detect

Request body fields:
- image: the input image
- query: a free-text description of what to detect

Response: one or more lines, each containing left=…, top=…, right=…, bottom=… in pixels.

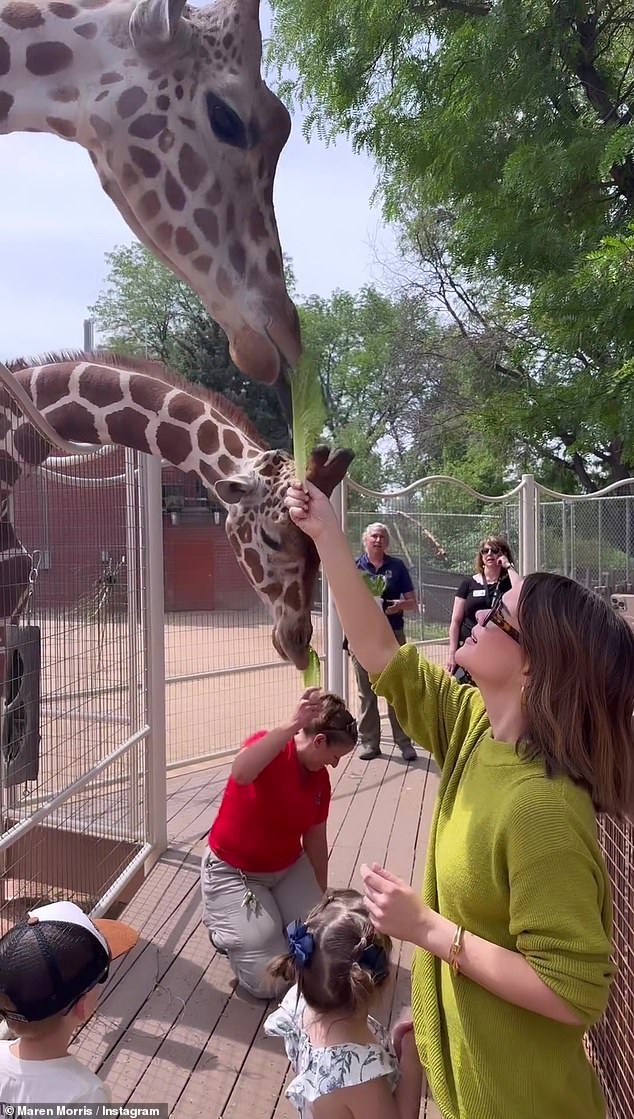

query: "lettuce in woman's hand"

left=362, top=572, right=387, bottom=597
left=303, top=646, right=321, bottom=688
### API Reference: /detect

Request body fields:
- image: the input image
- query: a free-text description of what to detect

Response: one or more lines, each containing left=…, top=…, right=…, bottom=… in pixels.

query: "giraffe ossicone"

left=5, top=354, right=353, bottom=669
left=0, top=0, right=300, bottom=386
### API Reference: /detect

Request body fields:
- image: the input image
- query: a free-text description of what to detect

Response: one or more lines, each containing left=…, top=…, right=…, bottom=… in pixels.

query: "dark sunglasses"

left=481, top=605, right=521, bottom=645
left=481, top=545, right=501, bottom=556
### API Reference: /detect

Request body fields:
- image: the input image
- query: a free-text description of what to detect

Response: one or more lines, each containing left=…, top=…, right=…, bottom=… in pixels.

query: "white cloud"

left=0, top=2, right=395, bottom=361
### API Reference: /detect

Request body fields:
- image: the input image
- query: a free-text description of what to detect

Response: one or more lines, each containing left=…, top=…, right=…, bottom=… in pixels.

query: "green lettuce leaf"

left=290, top=352, right=326, bottom=480
left=303, top=646, right=322, bottom=687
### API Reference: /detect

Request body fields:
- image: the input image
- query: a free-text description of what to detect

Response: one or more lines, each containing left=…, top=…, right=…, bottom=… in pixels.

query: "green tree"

left=89, top=243, right=291, bottom=447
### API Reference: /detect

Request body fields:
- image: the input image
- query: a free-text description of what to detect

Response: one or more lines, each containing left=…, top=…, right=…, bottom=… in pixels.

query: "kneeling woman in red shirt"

left=201, top=688, right=358, bottom=998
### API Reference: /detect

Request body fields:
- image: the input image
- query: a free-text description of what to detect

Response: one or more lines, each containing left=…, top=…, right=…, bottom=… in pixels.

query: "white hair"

left=363, top=522, right=390, bottom=544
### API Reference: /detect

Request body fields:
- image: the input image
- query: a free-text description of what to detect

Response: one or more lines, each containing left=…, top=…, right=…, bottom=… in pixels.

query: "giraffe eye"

left=261, top=527, right=282, bottom=552
left=206, top=92, right=247, bottom=149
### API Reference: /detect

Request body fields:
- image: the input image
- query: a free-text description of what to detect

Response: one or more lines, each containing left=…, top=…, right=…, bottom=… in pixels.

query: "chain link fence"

left=345, top=473, right=633, bottom=1119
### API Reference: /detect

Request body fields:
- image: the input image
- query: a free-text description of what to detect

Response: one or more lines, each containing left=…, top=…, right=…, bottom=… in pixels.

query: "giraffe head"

left=215, top=445, right=354, bottom=669
left=1, top=0, right=300, bottom=384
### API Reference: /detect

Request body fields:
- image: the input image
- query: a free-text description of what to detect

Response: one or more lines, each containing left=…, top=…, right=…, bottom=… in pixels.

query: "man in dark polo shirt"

left=350, top=522, right=418, bottom=761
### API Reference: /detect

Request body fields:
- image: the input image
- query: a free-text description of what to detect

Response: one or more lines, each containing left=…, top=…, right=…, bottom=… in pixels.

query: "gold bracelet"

left=448, top=924, right=465, bottom=974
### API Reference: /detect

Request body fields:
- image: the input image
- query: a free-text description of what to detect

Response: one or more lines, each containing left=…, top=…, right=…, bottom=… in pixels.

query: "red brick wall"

left=13, top=450, right=257, bottom=613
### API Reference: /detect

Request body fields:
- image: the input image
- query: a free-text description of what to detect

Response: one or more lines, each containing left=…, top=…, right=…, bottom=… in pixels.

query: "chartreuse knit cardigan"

left=372, top=645, right=614, bottom=1119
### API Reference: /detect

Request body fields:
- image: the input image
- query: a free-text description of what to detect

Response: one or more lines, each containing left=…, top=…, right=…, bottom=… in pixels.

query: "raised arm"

left=231, top=689, right=323, bottom=785
left=286, top=482, right=398, bottom=675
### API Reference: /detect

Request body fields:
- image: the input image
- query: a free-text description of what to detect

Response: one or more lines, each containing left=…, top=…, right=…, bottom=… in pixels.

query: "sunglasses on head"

left=481, top=545, right=501, bottom=556
left=481, top=605, right=521, bottom=645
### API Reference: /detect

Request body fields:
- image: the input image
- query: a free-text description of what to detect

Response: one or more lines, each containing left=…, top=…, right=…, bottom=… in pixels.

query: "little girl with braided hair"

left=264, top=889, right=422, bottom=1119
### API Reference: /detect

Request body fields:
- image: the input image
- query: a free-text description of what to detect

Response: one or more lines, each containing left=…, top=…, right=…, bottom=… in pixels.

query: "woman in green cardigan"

left=285, top=479, right=634, bottom=1119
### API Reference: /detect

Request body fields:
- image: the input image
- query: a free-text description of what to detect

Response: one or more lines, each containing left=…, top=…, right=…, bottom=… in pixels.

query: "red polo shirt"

left=208, top=731, right=331, bottom=873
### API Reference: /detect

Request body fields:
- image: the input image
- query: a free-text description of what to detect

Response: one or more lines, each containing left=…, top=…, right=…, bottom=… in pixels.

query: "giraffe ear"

left=306, top=446, right=355, bottom=498
left=129, top=0, right=189, bottom=54
left=213, top=476, right=262, bottom=508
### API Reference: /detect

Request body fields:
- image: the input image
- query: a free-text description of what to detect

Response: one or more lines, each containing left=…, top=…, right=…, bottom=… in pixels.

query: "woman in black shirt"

left=447, top=535, right=520, bottom=679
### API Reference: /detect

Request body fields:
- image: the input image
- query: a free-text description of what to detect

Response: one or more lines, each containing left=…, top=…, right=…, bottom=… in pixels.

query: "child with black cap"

left=0, top=900, right=138, bottom=1103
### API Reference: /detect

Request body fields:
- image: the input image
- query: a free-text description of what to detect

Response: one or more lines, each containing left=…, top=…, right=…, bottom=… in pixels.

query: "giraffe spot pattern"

left=167, top=393, right=205, bottom=423
left=249, top=206, right=267, bottom=243
left=116, top=85, right=146, bottom=118
left=101, top=70, right=123, bottom=84
left=247, top=264, right=261, bottom=289
left=226, top=201, right=235, bottom=233
left=129, top=145, right=160, bottom=177
left=46, top=115, right=75, bottom=137
left=26, top=41, right=73, bottom=76
left=33, top=371, right=69, bottom=411
left=0, top=90, right=12, bottom=120
left=50, top=85, right=80, bottom=101
left=121, top=162, right=139, bottom=188
left=266, top=249, right=282, bottom=276
left=128, top=374, right=168, bottom=412
left=237, top=521, right=252, bottom=544
left=158, top=127, right=174, bottom=153
left=284, top=583, right=302, bottom=611
left=192, top=254, right=211, bottom=273
left=193, top=208, right=219, bottom=246
left=90, top=114, right=111, bottom=141
left=261, top=581, right=283, bottom=602
left=229, top=241, right=246, bottom=278
left=178, top=142, right=207, bottom=191
left=156, top=422, right=191, bottom=465
left=155, top=220, right=173, bottom=246
left=106, top=407, right=150, bottom=451
left=13, top=424, right=51, bottom=466
left=128, top=113, right=166, bottom=139
left=0, top=37, right=9, bottom=75
left=174, top=83, right=183, bottom=100
left=73, top=20, right=96, bottom=35
left=79, top=0, right=108, bottom=8
left=138, top=190, right=160, bottom=220
left=197, top=420, right=220, bottom=455
left=164, top=169, right=185, bottom=211
left=217, top=454, right=234, bottom=476
left=205, top=181, right=222, bottom=206
left=216, top=267, right=234, bottom=299
left=199, top=461, right=216, bottom=487
left=175, top=226, right=198, bottom=255
left=49, top=1, right=78, bottom=16
left=94, top=89, right=107, bottom=102
left=223, top=428, right=244, bottom=458
left=156, top=94, right=169, bottom=111
left=1, top=2, right=44, bottom=28
left=243, top=547, right=264, bottom=586
left=46, top=401, right=99, bottom=443
left=79, top=367, right=125, bottom=407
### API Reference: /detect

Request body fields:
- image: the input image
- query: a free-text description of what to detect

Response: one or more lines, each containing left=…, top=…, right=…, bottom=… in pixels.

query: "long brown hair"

left=269, top=889, right=392, bottom=1013
left=518, top=572, right=634, bottom=816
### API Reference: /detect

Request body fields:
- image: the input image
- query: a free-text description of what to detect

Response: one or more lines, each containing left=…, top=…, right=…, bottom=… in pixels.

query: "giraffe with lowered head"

left=3, top=354, right=353, bottom=668
left=0, top=0, right=300, bottom=388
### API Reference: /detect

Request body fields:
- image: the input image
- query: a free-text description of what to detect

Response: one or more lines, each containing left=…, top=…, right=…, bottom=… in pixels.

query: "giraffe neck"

left=15, top=362, right=260, bottom=485
left=0, top=0, right=132, bottom=139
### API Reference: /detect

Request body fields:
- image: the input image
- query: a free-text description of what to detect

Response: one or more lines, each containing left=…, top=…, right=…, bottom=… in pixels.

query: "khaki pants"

left=200, top=849, right=322, bottom=998
left=351, top=629, right=412, bottom=752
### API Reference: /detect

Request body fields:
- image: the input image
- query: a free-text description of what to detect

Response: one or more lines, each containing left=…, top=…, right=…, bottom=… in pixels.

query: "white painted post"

left=141, top=455, right=167, bottom=853
left=519, top=474, right=540, bottom=574
left=125, top=449, right=141, bottom=839
left=325, top=481, right=347, bottom=700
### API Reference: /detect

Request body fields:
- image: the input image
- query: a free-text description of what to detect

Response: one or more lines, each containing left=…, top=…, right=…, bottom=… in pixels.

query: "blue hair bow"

left=286, top=920, right=315, bottom=968
left=360, top=943, right=389, bottom=982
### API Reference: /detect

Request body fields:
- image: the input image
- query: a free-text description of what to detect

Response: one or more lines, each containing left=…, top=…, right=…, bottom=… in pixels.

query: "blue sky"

left=0, top=2, right=395, bottom=361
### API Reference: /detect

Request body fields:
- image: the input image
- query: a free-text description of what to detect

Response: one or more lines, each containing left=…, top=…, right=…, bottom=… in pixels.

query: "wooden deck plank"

left=69, top=744, right=440, bottom=1119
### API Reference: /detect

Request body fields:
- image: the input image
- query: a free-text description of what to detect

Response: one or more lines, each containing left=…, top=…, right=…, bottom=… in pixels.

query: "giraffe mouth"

left=272, top=624, right=312, bottom=671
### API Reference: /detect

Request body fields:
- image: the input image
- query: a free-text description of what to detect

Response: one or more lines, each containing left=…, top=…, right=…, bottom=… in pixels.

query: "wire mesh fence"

left=347, top=474, right=633, bottom=1119
left=2, top=436, right=150, bottom=931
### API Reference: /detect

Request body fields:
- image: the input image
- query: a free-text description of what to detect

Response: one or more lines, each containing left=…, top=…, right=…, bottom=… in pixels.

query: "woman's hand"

left=284, top=479, right=337, bottom=541
left=361, top=863, right=428, bottom=943
left=290, top=687, right=324, bottom=734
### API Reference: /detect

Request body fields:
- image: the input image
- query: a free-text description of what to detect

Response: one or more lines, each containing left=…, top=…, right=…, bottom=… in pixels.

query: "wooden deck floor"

left=72, top=742, right=441, bottom=1118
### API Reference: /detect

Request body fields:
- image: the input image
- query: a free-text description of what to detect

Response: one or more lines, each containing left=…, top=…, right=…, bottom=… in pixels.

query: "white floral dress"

left=264, top=985, right=399, bottom=1117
